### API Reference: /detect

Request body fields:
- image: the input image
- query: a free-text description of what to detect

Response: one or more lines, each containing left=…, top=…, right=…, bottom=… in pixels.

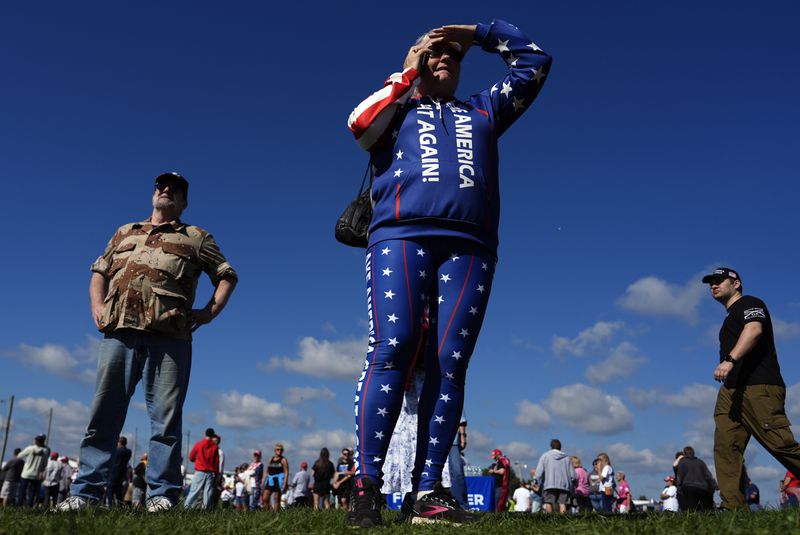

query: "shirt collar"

left=135, top=217, right=186, bottom=232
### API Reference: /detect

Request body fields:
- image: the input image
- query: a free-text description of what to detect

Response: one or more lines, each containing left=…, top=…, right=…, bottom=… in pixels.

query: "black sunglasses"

left=155, top=180, right=184, bottom=193
left=428, top=45, right=463, bottom=63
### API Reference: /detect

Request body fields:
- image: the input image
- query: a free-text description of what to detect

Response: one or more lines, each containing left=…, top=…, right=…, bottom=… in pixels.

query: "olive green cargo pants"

left=714, top=385, right=800, bottom=509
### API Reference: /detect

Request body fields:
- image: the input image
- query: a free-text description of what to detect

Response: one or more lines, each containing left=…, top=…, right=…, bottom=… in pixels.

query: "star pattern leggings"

left=354, top=238, right=495, bottom=491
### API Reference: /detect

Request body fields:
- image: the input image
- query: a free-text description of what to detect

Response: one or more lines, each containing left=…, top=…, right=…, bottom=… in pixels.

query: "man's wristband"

left=724, top=354, right=737, bottom=364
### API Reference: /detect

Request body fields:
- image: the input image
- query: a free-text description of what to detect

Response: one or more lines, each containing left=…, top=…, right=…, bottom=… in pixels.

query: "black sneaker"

left=411, top=483, right=479, bottom=525
left=395, top=492, right=415, bottom=524
left=346, top=477, right=383, bottom=528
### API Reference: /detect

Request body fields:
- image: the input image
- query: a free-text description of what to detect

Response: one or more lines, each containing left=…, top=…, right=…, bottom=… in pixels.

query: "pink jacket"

left=574, top=466, right=589, bottom=496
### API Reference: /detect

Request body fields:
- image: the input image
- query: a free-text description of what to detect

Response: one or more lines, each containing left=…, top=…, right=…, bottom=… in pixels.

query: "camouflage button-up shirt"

left=91, top=218, right=237, bottom=339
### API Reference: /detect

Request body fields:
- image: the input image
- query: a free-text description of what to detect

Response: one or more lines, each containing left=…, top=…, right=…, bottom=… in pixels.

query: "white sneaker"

left=55, top=495, right=100, bottom=511
left=145, top=496, right=175, bottom=513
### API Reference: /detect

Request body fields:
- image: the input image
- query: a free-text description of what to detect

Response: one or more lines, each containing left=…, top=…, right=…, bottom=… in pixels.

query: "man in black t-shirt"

left=333, top=449, right=355, bottom=510
left=703, top=267, right=800, bottom=510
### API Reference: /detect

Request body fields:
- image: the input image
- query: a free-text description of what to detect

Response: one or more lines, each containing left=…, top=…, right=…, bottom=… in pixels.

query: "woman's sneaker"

left=346, top=477, right=383, bottom=528
left=411, top=483, right=479, bottom=525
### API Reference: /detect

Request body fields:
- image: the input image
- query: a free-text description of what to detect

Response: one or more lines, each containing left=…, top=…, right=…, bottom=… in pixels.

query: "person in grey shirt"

left=534, top=439, right=573, bottom=514
left=291, top=461, right=312, bottom=507
left=1, top=449, right=24, bottom=508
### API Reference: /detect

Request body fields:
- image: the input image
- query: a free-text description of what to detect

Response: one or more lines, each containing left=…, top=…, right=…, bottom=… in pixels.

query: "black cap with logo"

left=701, top=267, right=741, bottom=284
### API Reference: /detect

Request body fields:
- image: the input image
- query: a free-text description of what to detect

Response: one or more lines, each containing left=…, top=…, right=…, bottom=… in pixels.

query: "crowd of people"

left=0, top=435, right=74, bottom=508
left=505, top=442, right=659, bottom=514
left=6, top=429, right=800, bottom=515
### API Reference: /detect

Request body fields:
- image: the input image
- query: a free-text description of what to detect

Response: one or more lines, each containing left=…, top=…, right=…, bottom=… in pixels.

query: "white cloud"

left=73, top=335, right=102, bottom=364
left=703, top=323, right=721, bottom=347
left=321, top=322, right=338, bottom=334
left=298, top=428, right=355, bottom=451
left=284, top=386, right=336, bottom=406
left=211, top=391, right=311, bottom=429
left=514, top=400, right=551, bottom=427
left=682, top=418, right=715, bottom=459
left=605, top=442, right=666, bottom=474
left=585, top=342, right=647, bottom=384
left=7, top=344, right=78, bottom=377
left=747, top=465, right=782, bottom=480
left=774, top=318, right=800, bottom=340
left=261, top=337, right=365, bottom=380
left=626, top=384, right=717, bottom=414
left=544, top=384, right=633, bottom=435
left=500, top=441, right=538, bottom=465
left=617, top=275, right=706, bottom=322
left=16, top=397, right=91, bottom=455
left=2, top=340, right=99, bottom=384
left=511, top=336, right=544, bottom=352
left=552, top=321, right=624, bottom=358
left=625, top=387, right=660, bottom=409
left=465, top=429, right=494, bottom=454
left=787, top=383, right=800, bottom=419
left=293, top=429, right=356, bottom=462
left=186, top=412, right=209, bottom=426
left=663, top=384, right=718, bottom=412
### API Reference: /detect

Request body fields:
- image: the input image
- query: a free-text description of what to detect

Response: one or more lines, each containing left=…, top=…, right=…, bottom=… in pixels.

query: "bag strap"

left=357, top=157, right=373, bottom=195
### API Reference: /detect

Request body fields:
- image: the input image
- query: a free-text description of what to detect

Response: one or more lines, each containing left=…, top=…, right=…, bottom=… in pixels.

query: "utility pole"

left=1, top=395, right=14, bottom=465
left=184, top=430, right=191, bottom=485
left=46, top=407, right=53, bottom=446
left=132, top=427, right=138, bottom=464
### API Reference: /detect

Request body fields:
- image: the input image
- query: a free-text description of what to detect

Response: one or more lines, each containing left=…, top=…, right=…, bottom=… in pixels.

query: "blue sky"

left=1, top=0, right=799, bottom=506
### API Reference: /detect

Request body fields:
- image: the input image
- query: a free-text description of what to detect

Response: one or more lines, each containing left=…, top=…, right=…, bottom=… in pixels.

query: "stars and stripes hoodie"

left=347, top=19, right=552, bottom=255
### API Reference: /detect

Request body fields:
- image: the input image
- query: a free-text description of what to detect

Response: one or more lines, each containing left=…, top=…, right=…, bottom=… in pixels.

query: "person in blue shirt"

left=745, top=478, right=760, bottom=511
left=346, top=19, right=551, bottom=527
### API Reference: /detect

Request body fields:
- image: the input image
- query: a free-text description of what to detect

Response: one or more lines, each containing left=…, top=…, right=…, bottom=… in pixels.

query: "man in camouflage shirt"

left=59, top=172, right=237, bottom=512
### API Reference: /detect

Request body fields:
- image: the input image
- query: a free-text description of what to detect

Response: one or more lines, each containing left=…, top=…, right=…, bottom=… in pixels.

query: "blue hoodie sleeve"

left=471, top=19, right=552, bottom=138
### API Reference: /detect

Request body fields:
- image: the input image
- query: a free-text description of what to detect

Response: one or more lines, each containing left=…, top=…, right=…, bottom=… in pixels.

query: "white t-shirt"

left=512, top=487, right=532, bottom=512
left=235, top=481, right=245, bottom=497
left=662, top=485, right=678, bottom=512
left=601, top=465, right=614, bottom=489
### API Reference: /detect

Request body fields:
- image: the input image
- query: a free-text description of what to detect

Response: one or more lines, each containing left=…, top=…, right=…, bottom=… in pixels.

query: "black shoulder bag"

left=334, top=159, right=373, bottom=248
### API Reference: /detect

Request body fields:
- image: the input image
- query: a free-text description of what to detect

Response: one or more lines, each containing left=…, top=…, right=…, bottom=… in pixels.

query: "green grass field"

left=1, top=508, right=799, bottom=535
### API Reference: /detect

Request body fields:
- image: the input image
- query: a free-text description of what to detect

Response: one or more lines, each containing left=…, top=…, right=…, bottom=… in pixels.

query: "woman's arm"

left=347, top=46, right=426, bottom=151
left=465, top=19, right=553, bottom=138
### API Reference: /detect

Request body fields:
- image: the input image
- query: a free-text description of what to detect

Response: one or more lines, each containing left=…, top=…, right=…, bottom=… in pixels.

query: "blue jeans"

left=447, top=447, right=468, bottom=509
left=184, top=471, right=215, bottom=509
left=17, top=478, right=41, bottom=507
left=71, top=330, right=191, bottom=503
left=600, top=492, right=614, bottom=512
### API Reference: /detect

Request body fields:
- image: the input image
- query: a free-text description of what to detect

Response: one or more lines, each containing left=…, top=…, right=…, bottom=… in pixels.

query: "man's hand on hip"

left=188, top=307, right=214, bottom=332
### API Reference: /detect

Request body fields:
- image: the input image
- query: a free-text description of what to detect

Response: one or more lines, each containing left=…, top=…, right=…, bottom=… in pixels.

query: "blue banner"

left=385, top=476, right=495, bottom=512
left=466, top=475, right=494, bottom=512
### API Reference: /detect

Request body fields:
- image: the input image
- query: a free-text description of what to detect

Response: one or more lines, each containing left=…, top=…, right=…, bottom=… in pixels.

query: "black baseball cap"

left=154, top=172, right=189, bottom=198
left=702, top=267, right=741, bottom=284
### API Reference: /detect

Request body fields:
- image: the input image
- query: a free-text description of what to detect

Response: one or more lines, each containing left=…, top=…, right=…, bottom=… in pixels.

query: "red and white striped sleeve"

left=347, top=67, right=420, bottom=151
